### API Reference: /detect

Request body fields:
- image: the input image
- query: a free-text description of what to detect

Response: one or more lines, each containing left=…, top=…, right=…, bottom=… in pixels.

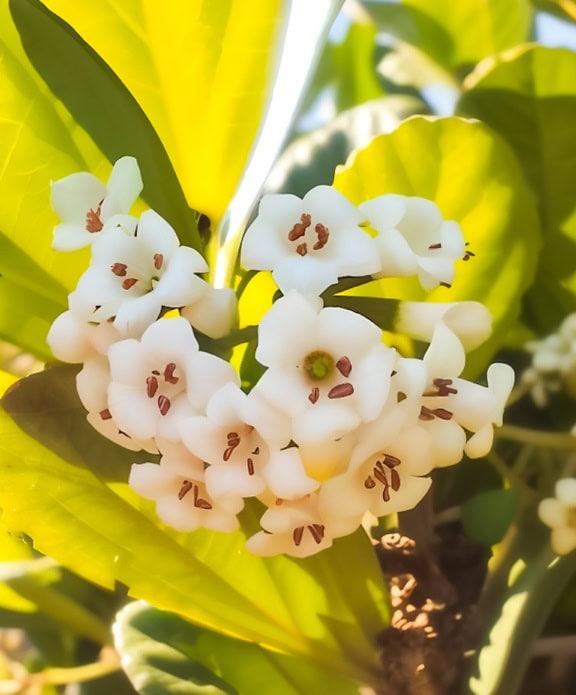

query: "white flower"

left=77, top=357, right=157, bottom=453
left=246, top=495, right=335, bottom=558
left=69, top=210, right=209, bottom=337
left=181, top=287, right=238, bottom=339
left=253, top=291, right=396, bottom=444
left=107, top=317, right=238, bottom=441
left=129, top=440, right=243, bottom=532
left=47, top=310, right=121, bottom=363
left=538, top=479, right=576, bottom=555
left=359, top=194, right=466, bottom=290
left=241, top=186, right=380, bottom=298
left=179, top=383, right=276, bottom=500
left=51, top=156, right=143, bottom=251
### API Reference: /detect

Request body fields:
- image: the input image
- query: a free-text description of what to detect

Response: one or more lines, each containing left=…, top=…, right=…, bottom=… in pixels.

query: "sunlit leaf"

left=39, top=0, right=286, bottom=224
left=0, top=399, right=387, bottom=683
left=333, top=116, right=541, bottom=375
left=115, top=601, right=360, bottom=695
left=532, top=0, right=576, bottom=22
left=364, top=0, right=533, bottom=75
left=10, top=0, right=200, bottom=250
left=0, top=369, right=18, bottom=397
left=459, top=45, right=576, bottom=331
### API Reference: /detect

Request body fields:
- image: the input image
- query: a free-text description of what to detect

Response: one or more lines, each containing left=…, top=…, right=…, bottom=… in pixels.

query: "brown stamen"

left=164, top=362, right=179, bottom=384
left=383, top=454, right=401, bottom=468
left=296, top=242, right=308, bottom=256
left=158, top=395, right=171, bottom=415
left=336, top=356, right=352, bottom=378
left=85, top=200, right=104, bottom=233
left=308, top=387, right=320, bottom=404
left=146, top=376, right=159, bottom=398
left=252, top=446, right=260, bottom=455
left=328, top=383, right=354, bottom=399
left=433, top=378, right=458, bottom=396
left=193, top=485, right=212, bottom=510
left=364, top=476, right=376, bottom=489
left=313, top=222, right=329, bottom=250
left=99, top=408, right=112, bottom=420
left=390, top=468, right=401, bottom=491
left=382, top=484, right=391, bottom=503
left=308, top=524, right=325, bottom=544
left=373, top=466, right=388, bottom=486
left=293, top=526, right=305, bottom=546
left=419, top=405, right=453, bottom=421
left=178, top=480, right=193, bottom=500
left=428, top=242, right=442, bottom=250
left=153, top=253, right=164, bottom=270
left=111, top=262, right=128, bottom=277
left=288, top=213, right=311, bottom=241
left=440, top=281, right=452, bottom=288
left=122, top=278, right=138, bottom=290
left=247, top=458, right=255, bottom=475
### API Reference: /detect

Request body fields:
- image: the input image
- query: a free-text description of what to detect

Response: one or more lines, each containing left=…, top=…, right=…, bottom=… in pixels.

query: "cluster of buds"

left=47, top=158, right=514, bottom=557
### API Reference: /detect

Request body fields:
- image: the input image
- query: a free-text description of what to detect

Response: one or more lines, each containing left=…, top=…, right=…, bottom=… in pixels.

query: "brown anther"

left=383, top=454, right=401, bottom=468
left=111, top=262, right=128, bottom=277
left=193, top=485, right=213, bottom=510
left=390, top=468, right=401, bottom=491
left=287, top=213, right=311, bottom=241
left=327, top=383, right=354, bottom=399
left=336, top=356, right=352, bottom=378
left=164, top=362, right=179, bottom=384
left=433, top=377, right=458, bottom=396
left=85, top=201, right=104, bottom=233
left=312, top=222, right=329, bottom=250
left=153, top=253, right=164, bottom=270
left=152, top=370, right=160, bottom=375
left=227, top=431, right=239, bottom=442
left=158, top=395, right=171, bottom=415
left=463, top=250, right=476, bottom=261
left=419, top=406, right=436, bottom=421
left=223, top=447, right=235, bottom=462
left=308, top=387, right=320, bottom=404
left=364, top=476, right=376, bottom=489
left=122, top=277, right=138, bottom=290
left=293, top=526, right=305, bottom=546
left=99, top=408, right=112, bottom=420
left=275, top=498, right=284, bottom=506
left=382, top=484, right=391, bottom=503
left=146, top=375, right=159, bottom=398
left=247, top=458, right=255, bottom=476
left=178, top=480, right=193, bottom=500
left=428, top=242, right=442, bottom=250
left=373, top=466, right=388, bottom=486
left=440, top=281, right=452, bottom=288
left=296, top=242, right=308, bottom=256
left=433, top=407, right=453, bottom=420
left=252, top=447, right=260, bottom=455
left=308, top=524, right=325, bottom=544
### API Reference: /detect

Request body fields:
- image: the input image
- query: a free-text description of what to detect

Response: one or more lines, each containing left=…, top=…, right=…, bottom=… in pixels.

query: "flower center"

left=304, top=350, right=334, bottom=381
left=287, top=213, right=330, bottom=257
left=364, top=454, right=401, bottom=502
left=85, top=200, right=104, bottom=233
left=144, top=363, right=181, bottom=416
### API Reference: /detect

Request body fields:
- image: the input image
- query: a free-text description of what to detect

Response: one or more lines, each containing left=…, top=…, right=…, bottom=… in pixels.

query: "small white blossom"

left=129, top=440, right=243, bottom=532
left=69, top=210, right=209, bottom=337
left=107, top=317, right=238, bottom=442
left=47, top=310, right=121, bottom=363
left=181, top=287, right=238, bottom=339
left=538, top=479, right=576, bottom=555
left=51, top=156, right=142, bottom=251
left=241, top=186, right=380, bottom=298
left=359, top=194, right=466, bottom=290
left=253, top=291, right=396, bottom=444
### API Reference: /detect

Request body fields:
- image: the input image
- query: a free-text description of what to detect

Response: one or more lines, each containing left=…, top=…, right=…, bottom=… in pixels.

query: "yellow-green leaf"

left=333, top=116, right=541, bottom=373
left=40, top=0, right=285, bottom=224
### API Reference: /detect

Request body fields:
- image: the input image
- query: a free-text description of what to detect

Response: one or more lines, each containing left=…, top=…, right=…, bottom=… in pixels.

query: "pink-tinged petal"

left=256, top=292, right=318, bottom=368
left=86, top=411, right=157, bottom=452
left=157, top=439, right=205, bottom=478
left=129, top=463, right=176, bottom=499
left=76, top=357, right=110, bottom=412
left=51, top=172, right=106, bottom=224
left=205, top=463, right=266, bottom=499
left=180, top=416, right=224, bottom=463
left=156, top=394, right=197, bottom=441
left=47, top=311, right=94, bottom=363
left=292, top=403, right=361, bottom=446
left=155, top=498, right=204, bottom=532
left=205, top=382, right=247, bottom=426
left=107, top=382, right=159, bottom=440
left=181, top=288, right=237, bottom=339
left=107, top=338, right=149, bottom=384
left=263, top=448, right=319, bottom=499
left=102, top=156, right=142, bottom=214
left=360, top=195, right=406, bottom=230
left=258, top=498, right=319, bottom=532
left=114, top=293, right=162, bottom=338
left=134, top=209, right=180, bottom=258
left=154, top=251, right=209, bottom=307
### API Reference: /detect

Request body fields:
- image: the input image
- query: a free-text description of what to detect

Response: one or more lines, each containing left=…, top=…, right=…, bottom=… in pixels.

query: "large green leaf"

left=115, top=602, right=360, bottom=695
left=39, top=0, right=285, bottom=225
left=10, top=0, right=200, bottom=250
left=459, top=45, right=576, bottom=331
left=364, top=0, right=533, bottom=76
left=0, top=383, right=388, bottom=683
left=333, top=116, right=541, bottom=374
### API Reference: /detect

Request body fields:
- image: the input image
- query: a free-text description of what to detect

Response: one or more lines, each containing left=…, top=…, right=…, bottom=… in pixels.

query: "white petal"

left=107, top=382, right=159, bottom=440
left=263, top=448, right=319, bottom=499
left=292, top=403, right=361, bottom=445
left=556, top=479, right=576, bottom=506
left=181, top=287, right=238, bottom=339
left=114, top=293, right=162, bottom=338
left=538, top=498, right=567, bottom=529
left=360, top=194, right=406, bottom=230
left=464, top=424, right=494, bottom=459
left=103, top=156, right=143, bottom=214
left=551, top=526, right=576, bottom=555
left=135, top=209, right=180, bottom=258
left=51, top=172, right=106, bottom=224
left=155, top=250, right=210, bottom=306
left=47, top=311, right=94, bottom=363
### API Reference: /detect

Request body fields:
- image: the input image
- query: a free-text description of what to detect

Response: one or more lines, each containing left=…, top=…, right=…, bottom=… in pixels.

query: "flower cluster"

left=522, top=313, right=576, bottom=408
left=48, top=158, right=514, bottom=557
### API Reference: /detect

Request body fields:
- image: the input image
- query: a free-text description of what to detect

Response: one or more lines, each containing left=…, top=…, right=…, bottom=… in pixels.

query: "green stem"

left=497, top=425, right=576, bottom=450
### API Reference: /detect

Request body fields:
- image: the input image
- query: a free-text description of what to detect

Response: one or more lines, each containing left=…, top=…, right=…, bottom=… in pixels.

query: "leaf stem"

left=496, top=425, right=576, bottom=450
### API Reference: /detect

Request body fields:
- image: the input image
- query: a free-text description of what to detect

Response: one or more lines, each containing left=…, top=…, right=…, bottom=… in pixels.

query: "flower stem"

left=496, top=425, right=576, bottom=450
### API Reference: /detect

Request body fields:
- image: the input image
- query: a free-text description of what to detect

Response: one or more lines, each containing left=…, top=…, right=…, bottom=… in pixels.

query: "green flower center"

left=303, top=350, right=335, bottom=381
